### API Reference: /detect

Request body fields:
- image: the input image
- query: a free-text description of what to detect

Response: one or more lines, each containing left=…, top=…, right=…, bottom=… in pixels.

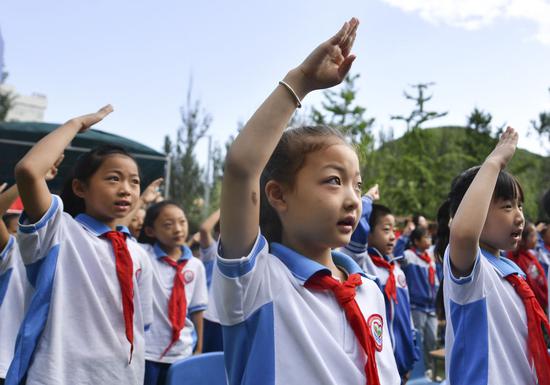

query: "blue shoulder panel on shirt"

left=6, top=244, right=60, bottom=385
left=217, top=235, right=266, bottom=278
left=449, top=298, right=489, bottom=385
left=222, top=302, right=275, bottom=385
left=18, top=195, right=59, bottom=234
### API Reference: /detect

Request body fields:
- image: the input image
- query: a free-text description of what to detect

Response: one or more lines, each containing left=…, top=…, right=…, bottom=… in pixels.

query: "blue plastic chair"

left=165, top=352, right=227, bottom=385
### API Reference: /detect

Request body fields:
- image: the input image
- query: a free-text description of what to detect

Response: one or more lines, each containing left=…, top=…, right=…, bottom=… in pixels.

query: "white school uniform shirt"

left=200, top=241, right=220, bottom=323
left=141, top=243, right=208, bottom=363
left=443, top=246, right=537, bottom=385
left=6, top=195, right=153, bottom=385
left=0, top=236, right=32, bottom=378
left=212, top=231, right=400, bottom=385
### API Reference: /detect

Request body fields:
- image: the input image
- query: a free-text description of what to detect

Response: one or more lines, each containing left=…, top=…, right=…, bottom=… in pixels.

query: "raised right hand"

left=294, top=17, right=359, bottom=93
left=486, top=126, right=518, bottom=169
left=67, top=104, right=114, bottom=133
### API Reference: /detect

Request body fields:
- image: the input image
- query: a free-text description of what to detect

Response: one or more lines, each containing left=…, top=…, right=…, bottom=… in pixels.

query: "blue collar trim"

left=481, top=248, right=525, bottom=278
left=270, top=242, right=367, bottom=284
left=153, top=243, right=192, bottom=262
left=75, top=213, right=131, bottom=237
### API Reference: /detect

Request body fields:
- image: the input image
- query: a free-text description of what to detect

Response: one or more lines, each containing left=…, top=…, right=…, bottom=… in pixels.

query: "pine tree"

left=391, top=83, right=448, bottom=131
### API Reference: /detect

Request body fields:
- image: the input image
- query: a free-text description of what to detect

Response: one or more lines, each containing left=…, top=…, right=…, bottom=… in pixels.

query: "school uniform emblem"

left=135, top=268, right=142, bottom=280
left=183, top=270, right=195, bottom=283
left=367, top=314, right=384, bottom=351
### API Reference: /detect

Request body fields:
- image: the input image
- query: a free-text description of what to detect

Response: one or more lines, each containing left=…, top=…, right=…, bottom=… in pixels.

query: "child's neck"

left=281, top=235, right=346, bottom=281
left=159, top=243, right=183, bottom=262
left=85, top=210, right=118, bottom=230
left=479, top=240, right=500, bottom=257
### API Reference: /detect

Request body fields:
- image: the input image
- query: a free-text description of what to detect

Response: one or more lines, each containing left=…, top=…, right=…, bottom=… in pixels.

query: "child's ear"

left=72, top=179, right=86, bottom=199
left=265, top=180, right=288, bottom=213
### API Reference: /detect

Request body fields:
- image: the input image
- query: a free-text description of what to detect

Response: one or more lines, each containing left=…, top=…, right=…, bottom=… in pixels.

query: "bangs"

left=494, top=171, right=524, bottom=203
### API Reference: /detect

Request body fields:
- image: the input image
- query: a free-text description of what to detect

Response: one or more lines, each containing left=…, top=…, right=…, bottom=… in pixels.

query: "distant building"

left=0, top=84, right=48, bottom=122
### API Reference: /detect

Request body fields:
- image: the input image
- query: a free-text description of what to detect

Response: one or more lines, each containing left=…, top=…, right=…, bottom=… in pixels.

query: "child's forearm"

left=15, top=122, right=80, bottom=183
left=191, top=311, right=204, bottom=354
left=224, top=69, right=309, bottom=179
left=0, top=184, right=19, bottom=216
left=450, top=159, right=501, bottom=274
left=199, top=209, right=220, bottom=248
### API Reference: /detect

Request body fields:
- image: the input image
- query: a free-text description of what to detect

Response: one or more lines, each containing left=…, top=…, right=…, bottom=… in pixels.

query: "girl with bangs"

left=213, top=18, right=400, bottom=385
left=436, top=128, right=550, bottom=385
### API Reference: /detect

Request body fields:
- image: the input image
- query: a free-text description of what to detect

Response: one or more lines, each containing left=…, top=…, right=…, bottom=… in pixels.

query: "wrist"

left=484, top=157, right=505, bottom=171
left=283, top=69, right=312, bottom=101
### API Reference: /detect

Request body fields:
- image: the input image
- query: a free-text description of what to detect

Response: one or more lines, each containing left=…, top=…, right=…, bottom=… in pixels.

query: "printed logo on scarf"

left=183, top=270, right=195, bottom=284
left=367, top=314, right=384, bottom=352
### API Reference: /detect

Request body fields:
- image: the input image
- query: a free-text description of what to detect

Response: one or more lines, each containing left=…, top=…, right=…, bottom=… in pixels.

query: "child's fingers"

left=338, top=54, right=356, bottom=78
left=98, top=104, right=114, bottom=117
left=329, top=20, right=350, bottom=45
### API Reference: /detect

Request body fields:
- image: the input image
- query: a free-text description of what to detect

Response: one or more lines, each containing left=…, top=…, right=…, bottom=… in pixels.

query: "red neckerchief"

left=305, top=273, right=381, bottom=385
left=103, top=231, right=135, bottom=363
left=160, top=257, right=189, bottom=358
left=413, top=248, right=435, bottom=288
left=504, top=274, right=550, bottom=385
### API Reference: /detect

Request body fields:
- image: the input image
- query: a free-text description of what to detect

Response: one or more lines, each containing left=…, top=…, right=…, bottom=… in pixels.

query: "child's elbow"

left=224, top=149, right=255, bottom=180
left=15, top=160, right=38, bottom=182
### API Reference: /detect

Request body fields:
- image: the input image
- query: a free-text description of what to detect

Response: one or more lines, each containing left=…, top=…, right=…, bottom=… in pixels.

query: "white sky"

left=1, top=0, right=549, bottom=164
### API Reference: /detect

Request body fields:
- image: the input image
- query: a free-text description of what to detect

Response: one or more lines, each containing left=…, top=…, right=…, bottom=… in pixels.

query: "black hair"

left=412, top=213, right=425, bottom=227
left=434, top=165, right=524, bottom=260
left=260, top=125, right=351, bottom=243
left=138, top=200, right=183, bottom=245
left=410, top=227, right=428, bottom=248
left=60, top=145, right=139, bottom=217
left=368, top=204, right=392, bottom=230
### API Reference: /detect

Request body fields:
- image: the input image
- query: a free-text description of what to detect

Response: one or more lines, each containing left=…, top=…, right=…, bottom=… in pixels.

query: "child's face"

left=367, top=214, right=396, bottom=256
left=74, top=155, right=140, bottom=223
left=542, top=227, right=550, bottom=245
left=521, top=224, right=537, bottom=250
left=147, top=205, right=188, bottom=248
left=414, top=235, right=432, bottom=251
left=480, top=197, right=524, bottom=252
left=275, top=142, right=362, bottom=251
left=128, top=208, right=146, bottom=238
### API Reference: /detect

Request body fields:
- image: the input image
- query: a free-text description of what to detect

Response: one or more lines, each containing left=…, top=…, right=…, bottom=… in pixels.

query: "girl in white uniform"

left=139, top=201, right=208, bottom=385
left=436, top=127, right=550, bottom=385
left=6, top=106, right=153, bottom=385
left=214, top=18, right=400, bottom=385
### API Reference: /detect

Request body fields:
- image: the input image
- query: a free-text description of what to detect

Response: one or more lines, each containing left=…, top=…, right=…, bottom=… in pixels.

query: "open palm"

left=298, top=17, right=359, bottom=91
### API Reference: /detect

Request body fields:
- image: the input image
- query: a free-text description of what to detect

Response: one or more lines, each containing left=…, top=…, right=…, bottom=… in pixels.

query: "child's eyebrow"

left=321, top=164, right=361, bottom=177
left=104, top=168, right=140, bottom=178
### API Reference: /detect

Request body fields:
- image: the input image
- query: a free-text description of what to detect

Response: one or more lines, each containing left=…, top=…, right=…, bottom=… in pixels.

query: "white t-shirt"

left=0, top=236, right=32, bottom=378
left=443, top=246, right=537, bottom=385
left=212, top=231, right=400, bottom=385
left=141, top=243, right=208, bottom=363
left=200, top=242, right=219, bottom=323
left=7, top=195, right=153, bottom=385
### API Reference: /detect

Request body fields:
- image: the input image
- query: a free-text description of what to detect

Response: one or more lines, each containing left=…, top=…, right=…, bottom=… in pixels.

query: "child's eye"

left=107, top=176, right=120, bottom=181
left=132, top=179, right=141, bottom=185
left=355, top=182, right=363, bottom=192
left=326, top=177, right=341, bottom=185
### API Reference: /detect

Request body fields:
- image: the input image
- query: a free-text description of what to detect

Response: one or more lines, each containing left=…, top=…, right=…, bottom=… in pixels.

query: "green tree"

left=466, top=107, right=492, bottom=134
left=310, top=73, right=375, bottom=145
left=391, top=83, right=448, bottom=131
left=0, top=72, right=14, bottom=122
left=164, top=85, right=210, bottom=232
left=531, top=88, right=550, bottom=147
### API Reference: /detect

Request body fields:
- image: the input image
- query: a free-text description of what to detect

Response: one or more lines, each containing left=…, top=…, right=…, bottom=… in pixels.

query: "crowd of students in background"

left=1, top=17, right=550, bottom=385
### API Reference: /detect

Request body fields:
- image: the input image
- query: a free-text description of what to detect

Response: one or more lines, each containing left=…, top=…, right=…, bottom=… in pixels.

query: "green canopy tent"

left=0, top=121, right=169, bottom=195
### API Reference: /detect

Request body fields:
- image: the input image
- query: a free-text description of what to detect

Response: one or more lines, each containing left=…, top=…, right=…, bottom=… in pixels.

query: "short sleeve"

left=213, top=230, right=273, bottom=325
left=17, top=195, right=65, bottom=266
left=443, top=245, right=486, bottom=305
